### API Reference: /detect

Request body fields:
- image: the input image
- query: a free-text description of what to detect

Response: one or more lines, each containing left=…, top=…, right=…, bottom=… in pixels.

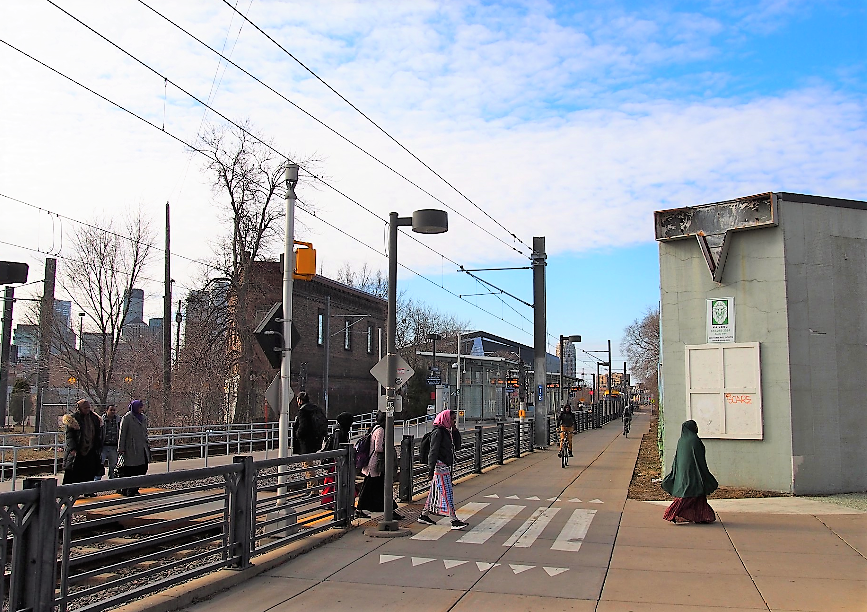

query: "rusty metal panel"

left=654, top=192, right=777, bottom=241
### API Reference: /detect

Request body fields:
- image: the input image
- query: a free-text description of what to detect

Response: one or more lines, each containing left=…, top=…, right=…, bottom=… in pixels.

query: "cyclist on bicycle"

left=557, top=404, right=576, bottom=457
left=622, top=403, right=633, bottom=435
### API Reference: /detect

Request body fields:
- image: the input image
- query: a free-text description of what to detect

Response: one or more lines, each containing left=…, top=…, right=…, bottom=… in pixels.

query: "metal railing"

left=0, top=446, right=356, bottom=612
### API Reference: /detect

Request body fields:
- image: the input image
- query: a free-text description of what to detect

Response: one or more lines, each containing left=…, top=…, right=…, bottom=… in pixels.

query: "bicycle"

left=558, top=427, right=571, bottom=468
left=622, top=415, right=631, bottom=438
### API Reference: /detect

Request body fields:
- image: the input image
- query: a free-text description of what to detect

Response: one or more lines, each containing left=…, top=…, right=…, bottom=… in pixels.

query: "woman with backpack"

left=356, top=411, right=403, bottom=520
left=417, top=409, right=469, bottom=530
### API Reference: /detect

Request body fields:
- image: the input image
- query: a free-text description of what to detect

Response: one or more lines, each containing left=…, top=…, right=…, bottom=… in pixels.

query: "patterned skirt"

left=424, top=461, right=456, bottom=517
left=663, top=496, right=716, bottom=523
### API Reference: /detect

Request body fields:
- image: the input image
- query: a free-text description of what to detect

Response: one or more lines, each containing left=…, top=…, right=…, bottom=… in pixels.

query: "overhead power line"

left=219, top=0, right=532, bottom=255
left=0, top=38, right=534, bottom=342
left=136, top=0, right=527, bottom=260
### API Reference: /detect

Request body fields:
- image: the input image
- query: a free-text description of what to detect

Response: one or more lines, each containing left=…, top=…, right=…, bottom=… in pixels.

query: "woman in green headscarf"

left=661, top=420, right=718, bottom=524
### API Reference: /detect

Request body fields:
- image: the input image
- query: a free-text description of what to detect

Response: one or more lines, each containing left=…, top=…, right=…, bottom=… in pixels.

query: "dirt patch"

left=628, top=414, right=788, bottom=501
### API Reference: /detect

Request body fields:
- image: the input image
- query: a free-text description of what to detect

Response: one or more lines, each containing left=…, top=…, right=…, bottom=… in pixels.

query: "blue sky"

left=1, top=0, right=865, bottom=369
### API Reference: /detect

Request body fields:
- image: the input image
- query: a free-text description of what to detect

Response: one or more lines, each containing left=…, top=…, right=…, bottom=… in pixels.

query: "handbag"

left=116, top=453, right=125, bottom=469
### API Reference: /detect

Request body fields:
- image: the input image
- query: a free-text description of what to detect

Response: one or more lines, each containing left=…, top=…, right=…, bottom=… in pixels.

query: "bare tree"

left=200, top=121, right=319, bottom=422
left=52, top=213, right=155, bottom=408
left=335, top=263, right=387, bottom=299
left=622, top=306, right=660, bottom=399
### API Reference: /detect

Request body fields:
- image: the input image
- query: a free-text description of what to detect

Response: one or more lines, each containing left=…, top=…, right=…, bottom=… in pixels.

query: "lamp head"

left=566, top=335, right=582, bottom=342
left=411, top=209, right=448, bottom=234
left=285, top=164, right=299, bottom=186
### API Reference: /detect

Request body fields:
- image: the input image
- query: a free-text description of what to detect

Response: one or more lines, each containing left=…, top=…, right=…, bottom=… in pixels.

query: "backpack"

left=310, top=405, right=328, bottom=443
left=323, top=432, right=338, bottom=452
left=354, top=426, right=377, bottom=471
left=417, top=429, right=435, bottom=464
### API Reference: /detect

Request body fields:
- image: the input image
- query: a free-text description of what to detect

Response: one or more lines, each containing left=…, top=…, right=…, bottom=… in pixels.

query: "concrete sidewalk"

left=178, top=412, right=866, bottom=612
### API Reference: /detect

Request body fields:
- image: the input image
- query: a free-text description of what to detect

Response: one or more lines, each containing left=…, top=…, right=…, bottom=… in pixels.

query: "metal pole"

left=381, top=212, right=402, bottom=530
left=558, top=335, right=564, bottom=412
left=163, top=202, right=172, bottom=421
left=532, top=237, right=547, bottom=447
left=456, top=332, right=461, bottom=414
left=324, top=294, right=330, bottom=415
left=278, top=164, right=298, bottom=497
left=35, top=258, right=56, bottom=433
left=0, top=286, right=14, bottom=426
left=607, top=340, right=612, bottom=420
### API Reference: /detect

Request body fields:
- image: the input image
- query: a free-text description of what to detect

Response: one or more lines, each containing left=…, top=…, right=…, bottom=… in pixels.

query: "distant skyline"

left=1, top=0, right=864, bottom=370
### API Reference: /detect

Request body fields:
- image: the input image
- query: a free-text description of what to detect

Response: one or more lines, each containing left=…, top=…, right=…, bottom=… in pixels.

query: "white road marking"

left=503, top=507, right=561, bottom=548
left=443, top=559, right=468, bottom=569
left=526, top=496, right=540, bottom=500
left=457, top=505, right=525, bottom=544
left=484, top=494, right=499, bottom=498
left=550, top=508, right=596, bottom=552
left=547, top=497, right=559, bottom=502
left=544, top=566, right=570, bottom=576
left=475, top=561, right=501, bottom=571
left=412, top=557, right=436, bottom=566
left=589, top=499, right=603, bottom=504
left=411, top=502, right=489, bottom=541
left=568, top=498, right=582, bottom=503
left=510, top=564, right=535, bottom=574
left=505, top=495, right=520, bottom=499
left=380, top=555, right=404, bottom=564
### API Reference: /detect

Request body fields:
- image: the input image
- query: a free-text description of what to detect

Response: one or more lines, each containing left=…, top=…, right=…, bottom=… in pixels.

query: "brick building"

left=243, top=262, right=388, bottom=420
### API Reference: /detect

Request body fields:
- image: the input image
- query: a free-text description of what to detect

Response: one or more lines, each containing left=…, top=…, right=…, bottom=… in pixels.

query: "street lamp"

left=558, top=334, right=581, bottom=409
left=381, top=209, right=448, bottom=533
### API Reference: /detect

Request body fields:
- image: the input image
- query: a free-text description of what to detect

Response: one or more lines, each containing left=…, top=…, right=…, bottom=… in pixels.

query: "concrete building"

left=555, top=341, right=577, bottom=378
left=655, top=192, right=866, bottom=495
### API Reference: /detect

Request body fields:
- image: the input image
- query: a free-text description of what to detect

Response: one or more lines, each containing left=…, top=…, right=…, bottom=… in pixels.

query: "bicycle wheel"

left=561, top=443, right=568, bottom=468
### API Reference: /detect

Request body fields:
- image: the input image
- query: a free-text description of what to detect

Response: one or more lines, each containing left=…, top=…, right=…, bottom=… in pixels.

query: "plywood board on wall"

left=685, top=342, right=763, bottom=439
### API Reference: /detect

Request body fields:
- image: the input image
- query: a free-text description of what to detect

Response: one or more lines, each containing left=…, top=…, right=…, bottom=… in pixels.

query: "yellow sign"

left=518, top=409, right=526, bottom=418
left=458, top=410, right=465, bottom=417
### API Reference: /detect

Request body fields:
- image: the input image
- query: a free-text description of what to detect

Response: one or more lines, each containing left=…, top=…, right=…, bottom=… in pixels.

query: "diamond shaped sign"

left=370, top=354, right=415, bottom=389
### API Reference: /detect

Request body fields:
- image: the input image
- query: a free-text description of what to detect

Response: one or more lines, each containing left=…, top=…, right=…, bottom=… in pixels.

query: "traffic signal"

left=253, top=302, right=301, bottom=369
left=0, top=261, right=28, bottom=285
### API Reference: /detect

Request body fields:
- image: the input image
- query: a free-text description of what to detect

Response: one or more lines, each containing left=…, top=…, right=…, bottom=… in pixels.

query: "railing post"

left=339, top=442, right=357, bottom=525
left=474, top=426, right=483, bottom=474
left=22, top=477, right=58, bottom=612
left=399, top=435, right=414, bottom=502
left=528, top=418, right=535, bottom=451
left=514, top=421, right=521, bottom=458
left=230, top=456, right=254, bottom=569
left=496, top=422, right=504, bottom=465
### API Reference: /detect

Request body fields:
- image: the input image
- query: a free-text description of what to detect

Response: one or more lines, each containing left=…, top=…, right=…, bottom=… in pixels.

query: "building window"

left=367, top=325, right=374, bottom=354
left=317, top=312, right=324, bottom=346
left=344, top=319, right=351, bottom=350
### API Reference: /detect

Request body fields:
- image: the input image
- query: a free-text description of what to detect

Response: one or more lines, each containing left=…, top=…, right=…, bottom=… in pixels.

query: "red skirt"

left=663, top=496, right=716, bottom=524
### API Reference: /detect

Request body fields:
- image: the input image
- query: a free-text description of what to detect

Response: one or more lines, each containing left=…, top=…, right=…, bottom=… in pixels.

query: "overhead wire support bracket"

left=459, top=266, right=533, bottom=309
left=459, top=266, right=531, bottom=272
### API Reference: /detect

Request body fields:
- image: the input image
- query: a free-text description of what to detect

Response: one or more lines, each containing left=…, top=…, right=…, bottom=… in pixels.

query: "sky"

left=1, top=0, right=865, bottom=372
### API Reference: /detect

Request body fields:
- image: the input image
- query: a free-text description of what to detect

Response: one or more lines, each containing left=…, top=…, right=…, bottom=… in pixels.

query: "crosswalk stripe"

left=379, top=555, right=403, bottom=564
left=443, top=559, right=468, bottom=569
left=457, top=505, right=525, bottom=544
left=551, top=508, right=596, bottom=552
left=510, top=564, right=535, bottom=574
left=476, top=561, right=500, bottom=571
left=544, top=566, right=570, bottom=576
left=411, top=502, right=489, bottom=541
left=503, top=507, right=561, bottom=548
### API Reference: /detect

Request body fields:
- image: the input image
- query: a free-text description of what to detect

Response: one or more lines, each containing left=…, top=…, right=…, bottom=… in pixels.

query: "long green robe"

left=661, top=420, right=718, bottom=498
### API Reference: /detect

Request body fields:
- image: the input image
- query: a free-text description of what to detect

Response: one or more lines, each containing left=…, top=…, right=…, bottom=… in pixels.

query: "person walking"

left=556, top=404, right=576, bottom=457
left=62, top=399, right=104, bottom=485
left=661, top=420, right=718, bottom=524
left=417, top=409, right=468, bottom=530
left=292, top=391, right=328, bottom=499
left=117, top=399, right=151, bottom=496
left=321, top=411, right=354, bottom=506
left=356, top=411, right=403, bottom=519
left=100, top=404, right=120, bottom=479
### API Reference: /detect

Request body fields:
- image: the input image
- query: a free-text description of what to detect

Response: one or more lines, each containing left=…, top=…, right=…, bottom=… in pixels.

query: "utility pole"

left=279, top=164, right=299, bottom=491
left=163, top=202, right=172, bottom=420
left=532, top=237, right=547, bottom=446
left=174, top=300, right=182, bottom=370
left=0, top=286, right=14, bottom=426
left=35, top=258, right=56, bottom=432
left=607, top=339, right=612, bottom=419
left=323, top=295, right=330, bottom=416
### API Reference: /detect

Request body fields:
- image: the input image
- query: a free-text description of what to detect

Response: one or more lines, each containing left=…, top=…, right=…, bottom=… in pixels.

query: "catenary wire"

left=219, top=0, right=532, bottom=256
left=37, top=1, right=529, bottom=306
left=136, top=0, right=527, bottom=259
left=0, top=41, right=535, bottom=342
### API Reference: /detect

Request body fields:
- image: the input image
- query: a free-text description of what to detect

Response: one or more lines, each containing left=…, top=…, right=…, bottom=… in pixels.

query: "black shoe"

left=568, top=451, right=573, bottom=457
left=417, top=514, right=436, bottom=526
left=450, top=519, right=469, bottom=530
left=355, top=509, right=370, bottom=519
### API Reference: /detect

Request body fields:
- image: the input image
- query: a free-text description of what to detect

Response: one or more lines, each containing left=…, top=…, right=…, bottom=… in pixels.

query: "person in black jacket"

left=417, top=409, right=468, bottom=530
left=62, top=399, right=104, bottom=485
left=556, top=404, right=576, bottom=457
left=292, top=392, right=328, bottom=498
